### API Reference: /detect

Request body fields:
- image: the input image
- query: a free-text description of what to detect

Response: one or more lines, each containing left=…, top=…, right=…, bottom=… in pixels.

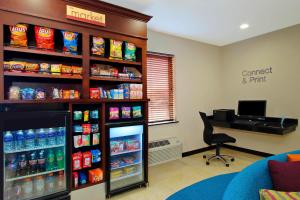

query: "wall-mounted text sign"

left=242, top=67, right=272, bottom=84
left=66, top=5, right=106, bottom=26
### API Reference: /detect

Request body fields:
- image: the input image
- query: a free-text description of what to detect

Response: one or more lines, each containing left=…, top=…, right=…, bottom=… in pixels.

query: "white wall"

left=147, top=30, right=223, bottom=152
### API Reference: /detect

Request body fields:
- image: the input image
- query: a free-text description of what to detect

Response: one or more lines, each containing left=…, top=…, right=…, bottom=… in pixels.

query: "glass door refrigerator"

left=106, top=122, right=147, bottom=197
left=0, top=110, right=71, bottom=200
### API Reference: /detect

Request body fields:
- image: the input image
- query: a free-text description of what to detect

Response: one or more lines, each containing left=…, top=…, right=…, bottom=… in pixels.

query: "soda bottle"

left=28, top=151, right=38, bottom=174
left=25, top=129, right=36, bottom=149
left=57, top=171, right=65, bottom=190
left=46, top=149, right=55, bottom=171
left=56, top=148, right=64, bottom=169
left=36, top=128, right=47, bottom=147
left=37, top=150, right=46, bottom=172
left=17, top=153, right=28, bottom=176
left=56, top=127, right=65, bottom=145
left=15, top=130, right=25, bottom=150
left=34, top=175, right=45, bottom=196
left=47, top=128, right=57, bottom=146
left=45, top=173, right=55, bottom=193
left=6, top=154, right=17, bottom=179
left=4, top=131, right=14, bottom=152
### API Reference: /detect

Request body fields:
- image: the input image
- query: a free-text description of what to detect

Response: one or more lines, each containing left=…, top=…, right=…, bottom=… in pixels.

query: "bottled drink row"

left=5, top=148, right=65, bottom=179
left=5, top=171, right=65, bottom=200
left=4, top=127, right=66, bottom=152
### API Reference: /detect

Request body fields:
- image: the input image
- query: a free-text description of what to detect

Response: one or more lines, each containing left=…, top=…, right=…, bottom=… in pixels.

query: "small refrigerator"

left=0, top=110, right=71, bottom=200
left=106, top=122, right=147, bottom=197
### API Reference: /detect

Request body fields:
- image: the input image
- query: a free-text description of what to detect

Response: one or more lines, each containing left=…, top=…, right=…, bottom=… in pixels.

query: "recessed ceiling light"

left=240, top=23, right=249, bottom=30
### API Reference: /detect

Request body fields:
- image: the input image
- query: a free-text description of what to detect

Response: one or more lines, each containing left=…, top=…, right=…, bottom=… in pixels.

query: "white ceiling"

left=102, top=0, right=300, bottom=46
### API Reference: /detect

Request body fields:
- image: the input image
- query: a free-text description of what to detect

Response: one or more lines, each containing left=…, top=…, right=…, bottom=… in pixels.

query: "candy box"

left=79, top=172, right=87, bottom=185
left=82, top=151, right=92, bottom=168
left=72, top=152, right=82, bottom=171
left=89, top=168, right=103, bottom=183
left=91, top=149, right=101, bottom=163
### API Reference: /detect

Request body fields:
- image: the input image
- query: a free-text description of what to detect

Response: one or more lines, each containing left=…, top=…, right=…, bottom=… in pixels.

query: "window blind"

left=147, top=52, right=175, bottom=123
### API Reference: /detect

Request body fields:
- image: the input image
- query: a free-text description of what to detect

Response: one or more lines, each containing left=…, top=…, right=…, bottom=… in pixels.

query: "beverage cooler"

left=0, top=111, right=71, bottom=200
left=106, top=122, right=147, bottom=197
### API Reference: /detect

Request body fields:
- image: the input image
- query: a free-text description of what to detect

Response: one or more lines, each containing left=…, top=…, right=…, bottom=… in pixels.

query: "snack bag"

left=39, top=63, right=51, bottom=74
left=92, top=133, right=100, bottom=145
left=73, top=125, right=83, bottom=133
left=9, top=86, right=21, bottom=100
left=73, top=172, right=79, bottom=188
left=79, top=172, right=87, bottom=185
left=62, top=90, right=71, bottom=99
left=25, top=63, right=39, bottom=73
left=61, top=65, right=72, bottom=74
left=73, top=111, right=83, bottom=121
left=72, top=152, right=82, bottom=171
left=109, top=107, right=119, bottom=120
left=10, top=24, right=28, bottom=47
left=124, top=42, right=136, bottom=61
left=109, top=40, right=122, bottom=60
left=82, top=151, right=92, bottom=168
left=10, top=61, right=26, bottom=72
left=82, top=124, right=91, bottom=134
left=34, top=26, right=54, bottom=49
left=21, top=88, right=35, bottom=100
left=90, top=110, right=99, bottom=119
left=35, top=88, right=46, bottom=100
left=90, top=88, right=100, bottom=99
left=73, top=135, right=82, bottom=148
left=61, top=31, right=78, bottom=53
left=132, top=106, right=142, bottom=118
left=4, top=61, right=12, bottom=71
left=50, top=64, right=62, bottom=75
left=91, top=124, right=99, bottom=133
left=74, top=90, right=80, bottom=99
left=84, top=110, right=89, bottom=122
left=92, top=36, right=105, bottom=56
left=121, top=107, right=131, bottom=119
left=91, top=150, right=101, bottom=163
left=82, top=135, right=90, bottom=146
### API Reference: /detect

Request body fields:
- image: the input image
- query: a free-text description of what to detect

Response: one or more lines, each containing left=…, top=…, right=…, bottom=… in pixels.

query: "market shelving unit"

left=0, top=0, right=151, bottom=199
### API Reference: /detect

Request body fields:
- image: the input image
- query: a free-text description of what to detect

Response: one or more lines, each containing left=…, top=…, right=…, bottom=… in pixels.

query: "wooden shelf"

left=0, top=99, right=149, bottom=104
left=4, top=71, right=83, bottom=80
left=4, top=46, right=83, bottom=59
left=90, top=76, right=142, bottom=83
left=90, top=56, right=141, bottom=66
left=72, top=181, right=104, bottom=191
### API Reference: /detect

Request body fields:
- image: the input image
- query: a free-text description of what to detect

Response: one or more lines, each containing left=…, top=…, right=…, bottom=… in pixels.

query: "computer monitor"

left=238, top=100, right=267, bottom=117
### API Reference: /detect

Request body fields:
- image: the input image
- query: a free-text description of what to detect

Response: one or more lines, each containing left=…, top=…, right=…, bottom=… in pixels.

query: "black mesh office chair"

left=199, top=112, right=236, bottom=167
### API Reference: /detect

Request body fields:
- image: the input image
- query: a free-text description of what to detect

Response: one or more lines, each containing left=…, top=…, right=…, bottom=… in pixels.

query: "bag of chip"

left=121, top=107, right=131, bottom=119
left=132, top=106, right=142, bottom=118
left=61, top=31, right=78, bottom=54
left=109, top=107, right=119, bottom=120
left=39, top=63, right=51, bottom=74
left=72, top=66, right=82, bottom=75
left=51, top=64, right=62, bottom=75
left=61, top=65, right=72, bottom=74
left=62, top=90, right=71, bottom=99
left=25, top=63, right=39, bottom=73
left=34, top=26, right=54, bottom=49
left=35, top=88, right=46, bottom=100
left=10, top=61, right=26, bottom=72
left=4, top=61, right=12, bottom=71
left=10, top=24, right=28, bottom=47
left=109, top=40, right=122, bottom=60
left=90, top=88, right=100, bottom=99
left=92, top=36, right=105, bottom=56
left=124, top=42, right=136, bottom=61
left=9, top=86, right=21, bottom=100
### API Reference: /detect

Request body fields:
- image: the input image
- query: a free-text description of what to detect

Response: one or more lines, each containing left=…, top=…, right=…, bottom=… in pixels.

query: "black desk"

left=208, top=116, right=298, bottom=135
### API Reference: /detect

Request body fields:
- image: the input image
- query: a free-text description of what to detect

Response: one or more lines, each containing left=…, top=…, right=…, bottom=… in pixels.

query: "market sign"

left=66, top=5, right=106, bottom=26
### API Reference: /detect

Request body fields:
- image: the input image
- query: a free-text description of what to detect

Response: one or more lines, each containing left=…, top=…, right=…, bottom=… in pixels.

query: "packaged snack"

left=109, top=40, right=123, bottom=60
left=62, top=90, right=71, bottom=99
left=126, top=139, right=140, bottom=151
left=34, top=26, right=55, bottom=49
left=82, top=135, right=90, bottom=146
left=35, top=88, right=46, bottom=100
left=72, top=152, right=82, bottom=171
left=70, top=90, right=75, bottom=99
left=91, top=36, right=105, bottom=56
left=110, top=141, right=125, bottom=153
left=111, top=159, right=121, bottom=168
left=73, top=111, right=82, bottom=120
left=73, top=172, right=79, bottom=188
left=39, top=63, right=51, bottom=74
left=73, top=125, right=83, bottom=133
left=9, top=86, right=21, bottom=100
left=123, top=155, right=136, bottom=164
left=51, top=88, right=61, bottom=99
left=82, top=151, right=92, bottom=168
left=82, top=124, right=91, bottom=134
left=124, top=166, right=137, bottom=174
left=72, top=66, right=82, bottom=75
left=90, top=110, right=99, bottom=119
left=61, top=65, right=72, bottom=74
left=74, top=90, right=80, bottom=99
left=73, top=135, right=82, bottom=148
left=118, top=84, right=130, bottom=99
left=21, top=88, right=35, bottom=100
left=89, top=168, right=103, bottom=183
left=84, top=110, right=89, bottom=122
left=132, top=106, right=142, bottom=118
left=61, top=31, right=78, bottom=53
left=89, top=88, right=100, bottom=99
left=4, top=61, right=12, bottom=71
left=109, top=107, right=119, bottom=120
left=10, top=24, right=28, bottom=47
left=79, top=172, right=87, bottom=185
left=111, top=169, right=123, bottom=179
left=91, top=124, right=99, bottom=133
left=10, top=61, right=26, bottom=72
left=25, top=63, right=39, bottom=73
left=92, top=133, right=100, bottom=145
left=50, top=64, right=62, bottom=75
left=91, top=149, right=101, bottom=163
left=121, top=107, right=131, bottom=119
left=124, top=42, right=136, bottom=61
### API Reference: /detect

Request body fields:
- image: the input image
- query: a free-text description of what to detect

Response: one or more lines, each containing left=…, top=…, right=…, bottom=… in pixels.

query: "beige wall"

left=147, top=30, right=223, bottom=152
left=219, top=25, right=300, bottom=154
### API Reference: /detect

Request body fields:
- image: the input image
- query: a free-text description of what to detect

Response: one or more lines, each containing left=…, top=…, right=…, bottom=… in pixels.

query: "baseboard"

left=223, top=144, right=274, bottom=157
left=182, top=145, right=215, bottom=157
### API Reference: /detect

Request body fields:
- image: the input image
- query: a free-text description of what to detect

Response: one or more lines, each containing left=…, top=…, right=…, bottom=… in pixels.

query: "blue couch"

left=167, top=150, right=300, bottom=200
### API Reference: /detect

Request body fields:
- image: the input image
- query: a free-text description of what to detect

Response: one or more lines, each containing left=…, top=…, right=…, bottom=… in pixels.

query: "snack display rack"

left=0, top=0, right=151, bottom=198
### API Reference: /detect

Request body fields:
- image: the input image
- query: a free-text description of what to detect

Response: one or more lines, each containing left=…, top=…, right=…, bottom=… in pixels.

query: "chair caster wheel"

left=226, top=164, right=230, bottom=167
left=231, top=158, right=235, bottom=162
left=206, top=162, right=210, bottom=165
left=203, top=155, right=206, bottom=159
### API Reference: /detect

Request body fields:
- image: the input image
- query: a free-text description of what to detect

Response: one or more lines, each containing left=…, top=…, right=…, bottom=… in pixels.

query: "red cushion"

left=268, top=160, right=300, bottom=192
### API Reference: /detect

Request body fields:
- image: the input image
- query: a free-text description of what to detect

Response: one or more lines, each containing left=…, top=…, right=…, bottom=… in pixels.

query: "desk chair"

left=199, top=112, right=236, bottom=167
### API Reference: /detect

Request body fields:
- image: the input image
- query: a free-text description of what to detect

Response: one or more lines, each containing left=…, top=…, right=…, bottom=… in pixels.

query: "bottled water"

left=4, top=131, right=14, bottom=152
left=15, top=130, right=25, bottom=150
left=25, top=129, right=36, bottom=149
left=47, top=128, right=57, bottom=146
left=36, top=128, right=47, bottom=147
left=56, top=127, right=65, bottom=145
